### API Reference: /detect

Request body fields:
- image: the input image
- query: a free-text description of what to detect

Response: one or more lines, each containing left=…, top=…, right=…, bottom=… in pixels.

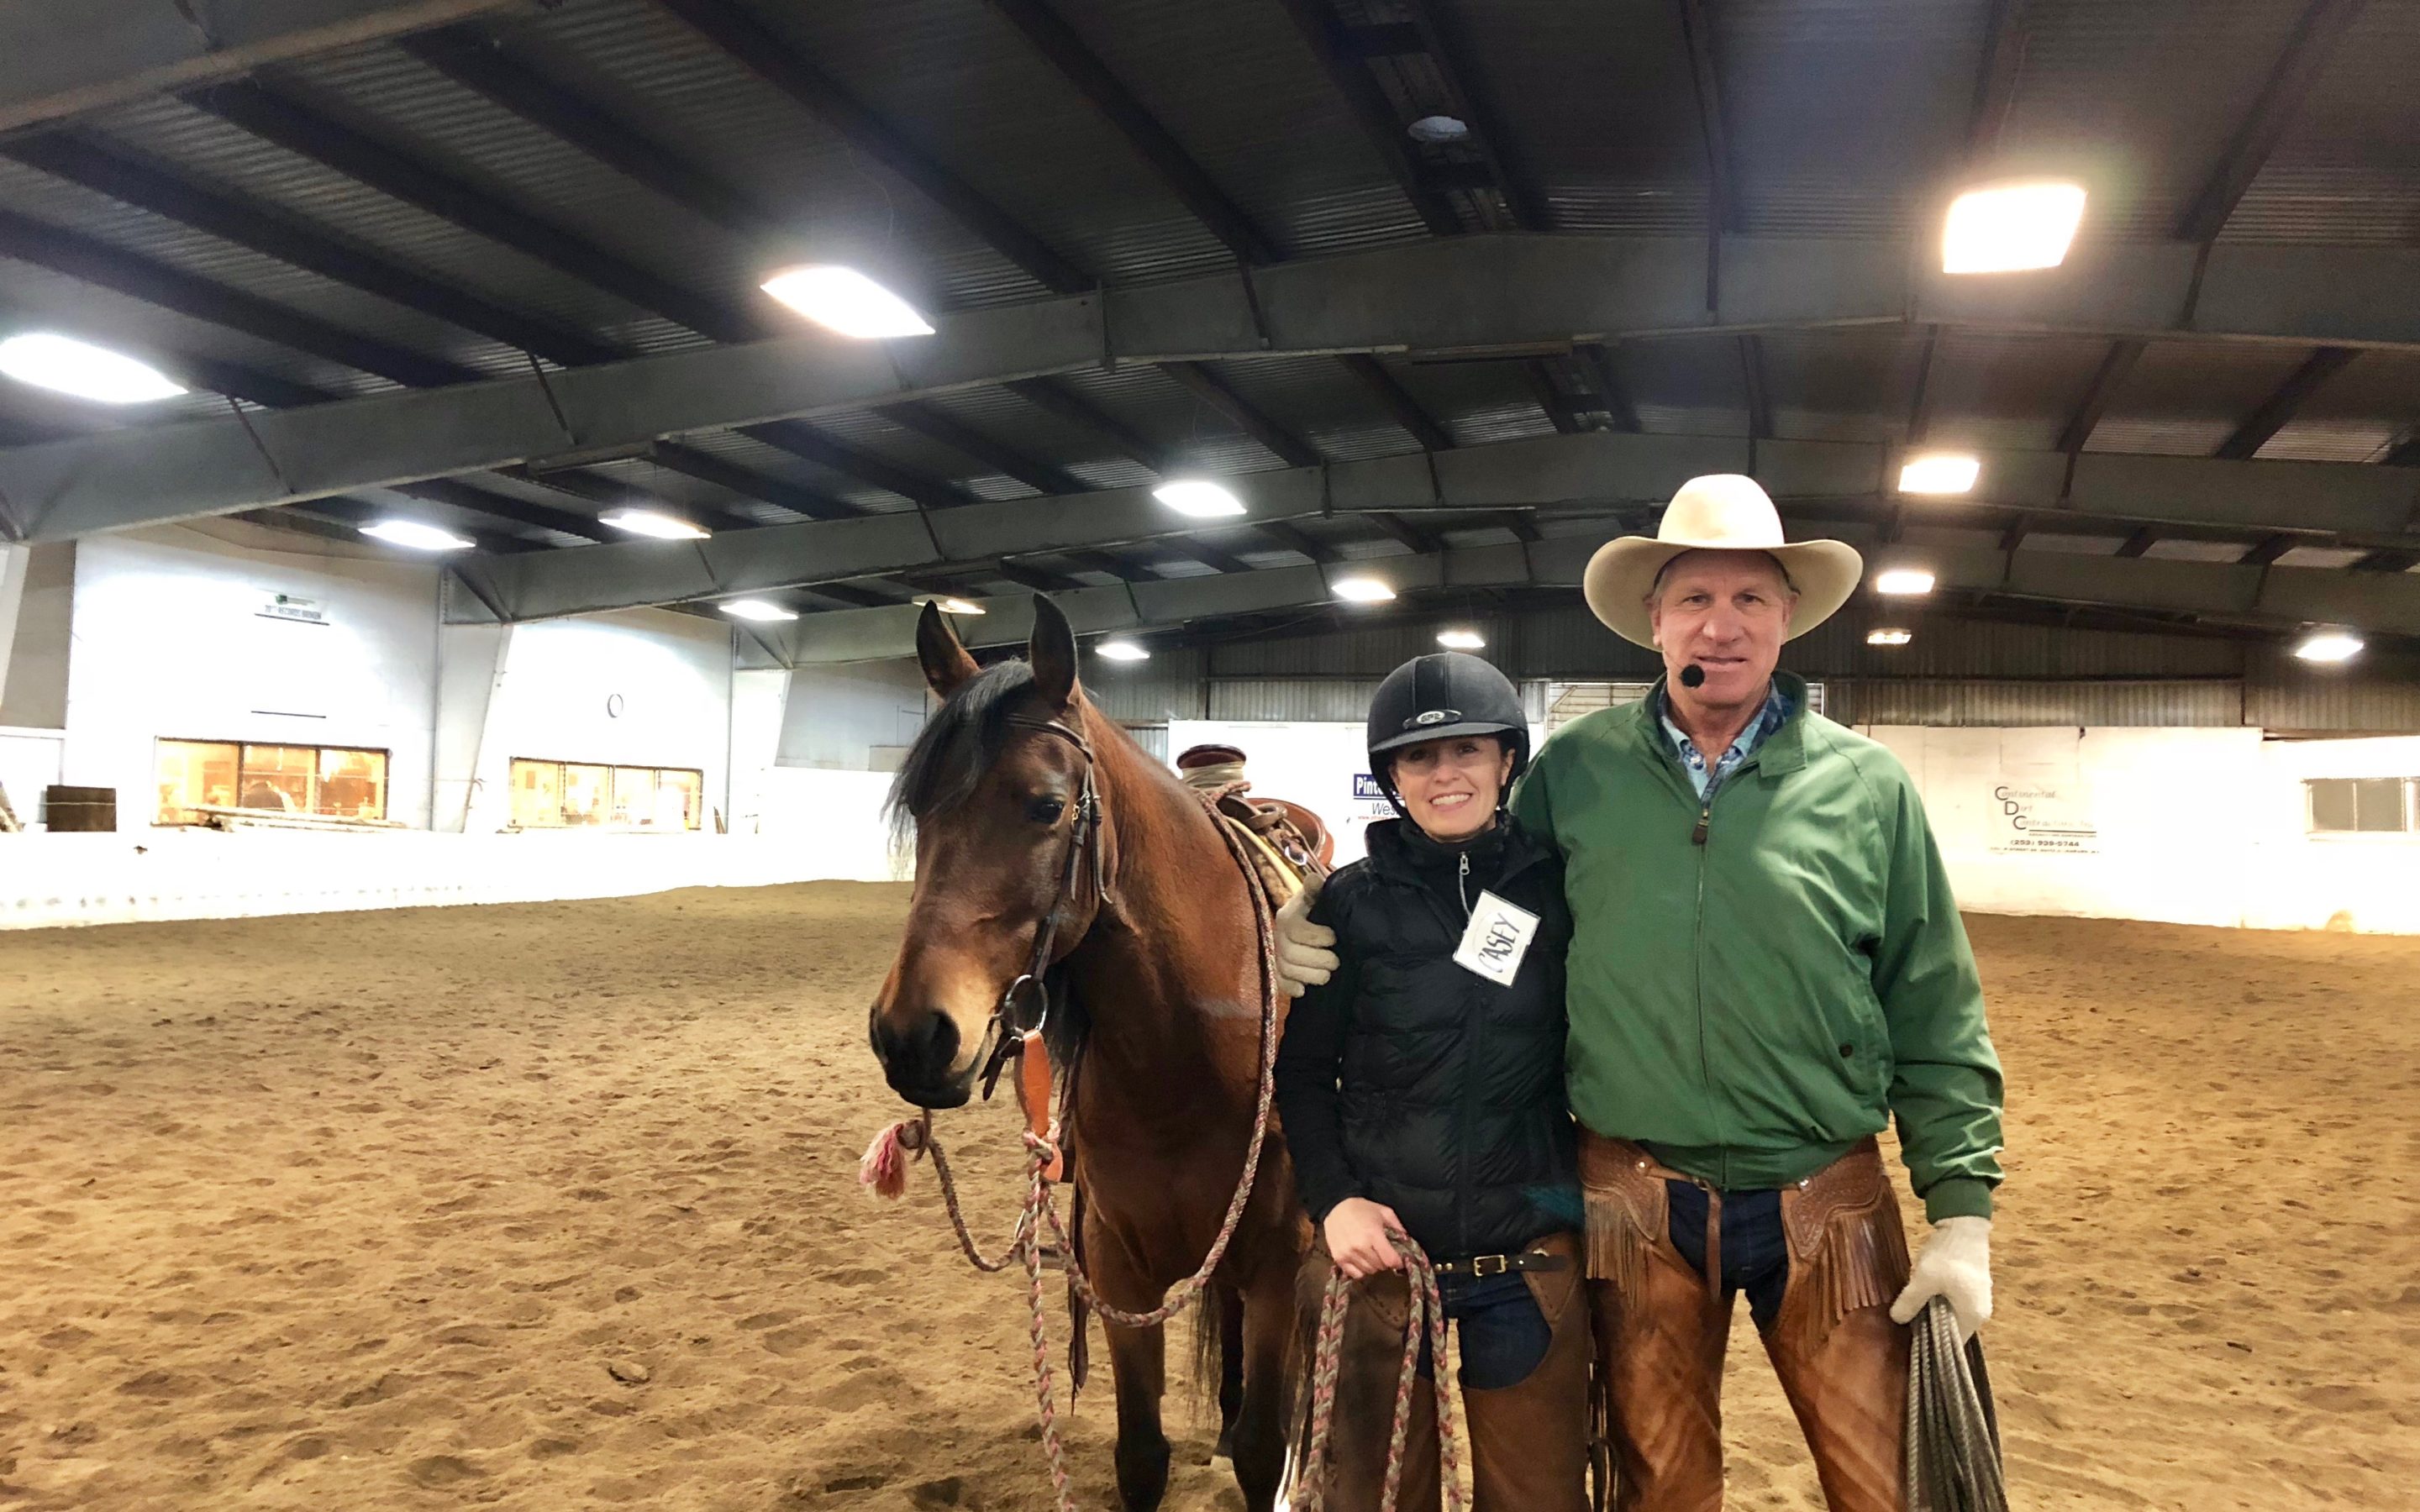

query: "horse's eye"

left=1027, top=796, right=1066, bottom=825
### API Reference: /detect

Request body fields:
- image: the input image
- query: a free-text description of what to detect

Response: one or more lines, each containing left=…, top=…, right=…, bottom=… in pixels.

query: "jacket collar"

left=1626, top=669, right=1812, bottom=781
left=1363, top=815, right=1553, bottom=884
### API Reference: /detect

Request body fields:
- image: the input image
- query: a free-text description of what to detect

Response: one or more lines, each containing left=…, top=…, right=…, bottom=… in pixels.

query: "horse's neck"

left=1069, top=727, right=1254, bottom=1068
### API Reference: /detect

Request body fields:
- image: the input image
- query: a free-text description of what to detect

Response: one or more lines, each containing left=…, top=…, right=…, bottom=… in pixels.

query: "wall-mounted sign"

left=257, top=592, right=328, bottom=626
left=1352, top=773, right=1386, bottom=799
left=1989, top=780, right=2099, bottom=854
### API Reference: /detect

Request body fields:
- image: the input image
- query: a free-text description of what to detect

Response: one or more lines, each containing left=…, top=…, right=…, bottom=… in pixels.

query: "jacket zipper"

left=1457, top=851, right=1471, bottom=916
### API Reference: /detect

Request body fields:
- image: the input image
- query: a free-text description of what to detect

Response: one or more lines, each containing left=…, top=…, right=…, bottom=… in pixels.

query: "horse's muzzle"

left=869, top=1005, right=973, bottom=1108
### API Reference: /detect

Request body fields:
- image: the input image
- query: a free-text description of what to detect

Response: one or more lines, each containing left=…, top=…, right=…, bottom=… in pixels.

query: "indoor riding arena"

left=3, top=3, right=2417, bottom=1510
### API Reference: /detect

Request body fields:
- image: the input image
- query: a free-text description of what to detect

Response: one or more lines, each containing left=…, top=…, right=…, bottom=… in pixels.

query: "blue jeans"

left=1665, top=1181, right=1791, bottom=1331
left=1414, top=1269, right=1555, bottom=1389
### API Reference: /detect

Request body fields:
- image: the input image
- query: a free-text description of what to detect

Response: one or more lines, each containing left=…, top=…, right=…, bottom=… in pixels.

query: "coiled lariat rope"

left=1904, top=1296, right=2008, bottom=1512
left=857, top=790, right=1291, bottom=1512
left=1294, top=1231, right=1470, bottom=1512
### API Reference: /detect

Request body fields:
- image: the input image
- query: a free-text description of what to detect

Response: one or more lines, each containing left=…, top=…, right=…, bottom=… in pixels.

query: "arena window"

left=154, top=740, right=388, bottom=825
left=2304, top=777, right=2414, bottom=835
left=508, top=758, right=702, bottom=830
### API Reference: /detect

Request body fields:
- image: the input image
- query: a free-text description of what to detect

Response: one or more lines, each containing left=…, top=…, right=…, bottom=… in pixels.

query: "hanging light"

left=1152, top=480, right=1247, bottom=517
left=1867, top=628, right=1914, bottom=647
left=760, top=265, right=935, bottom=339
left=2293, top=630, right=2364, bottom=664
left=601, top=507, right=710, bottom=540
left=1096, top=640, right=1150, bottom=662
left=916, top=595, right=984, bottom=616
left=1897, top=454, right=1981, bottom=496
left=0, top=332, right=186, bottom=403
left=1875, top=568, right=1937, bottom=596
left=1332, top=576, right=1395, bottom=604
left=719, top=598, right=798, bottom=622
left=1942, top=181, right=2086, bottom=274
left=1436, top=627, right=1486, bottom=649
left=360, top=519, right=474, bottom=551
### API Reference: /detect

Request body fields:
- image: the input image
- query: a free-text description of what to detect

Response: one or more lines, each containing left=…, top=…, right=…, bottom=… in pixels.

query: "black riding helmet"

left=1365, top=651, right=1530, bottom=820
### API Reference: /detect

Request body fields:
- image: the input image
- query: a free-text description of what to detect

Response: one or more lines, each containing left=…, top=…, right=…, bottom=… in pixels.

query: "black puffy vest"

left=1319, top=818, right=1577, bottom=1260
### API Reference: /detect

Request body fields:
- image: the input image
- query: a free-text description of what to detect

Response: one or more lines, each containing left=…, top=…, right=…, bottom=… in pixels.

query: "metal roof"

left=0, top=0, right=2416, bottom=662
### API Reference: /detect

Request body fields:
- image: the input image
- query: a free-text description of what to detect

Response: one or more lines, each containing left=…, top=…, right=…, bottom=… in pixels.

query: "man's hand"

left=1275, top=878, right=1339, bottom=999
left=1322, top=1198, right=1407, bottom=1280
left=1891, top=1215, right=1992, bottom=1341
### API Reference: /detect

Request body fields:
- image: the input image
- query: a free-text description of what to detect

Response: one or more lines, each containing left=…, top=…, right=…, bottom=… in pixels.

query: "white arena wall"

left=1172, top=717, right=2420, bottom=935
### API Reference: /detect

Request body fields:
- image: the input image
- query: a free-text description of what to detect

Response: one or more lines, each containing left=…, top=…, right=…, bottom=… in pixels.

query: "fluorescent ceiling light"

left=1875, top=568, right=1937, bottom=596
left=918, top=595, right=984, bottom=616
left=1867, top=628, right=1914, bottom=647
left=1095, top=640, right=1150, bottom=662
left=1153, top=480, right=1247, bottom=517
left=719, top=598, right=798, bottom=622
left=1942, top=181, right=2086, bottom=274
left=1437, top=628, right=1486, bottom=649
left=2294, top=630, right=2364, bottom=664
left=1332, top=576, right=1395, bottom=604
left=360, top=519, right=473, bottom=551
left=760, top=265, right=934, bottom=339
left=0, top=332, right=186, bottom=404
left=600, top=507, right=709, bottom=540
left=1898, top=454, right=1981, bottom=496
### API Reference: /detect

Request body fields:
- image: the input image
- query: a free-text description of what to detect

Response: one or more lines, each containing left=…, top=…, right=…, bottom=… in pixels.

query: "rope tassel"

left=859, top=1115, right=929, bottom=1200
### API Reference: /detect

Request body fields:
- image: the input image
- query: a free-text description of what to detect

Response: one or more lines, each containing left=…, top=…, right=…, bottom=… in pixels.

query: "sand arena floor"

left=2, top=883, right=2416, bottom=1511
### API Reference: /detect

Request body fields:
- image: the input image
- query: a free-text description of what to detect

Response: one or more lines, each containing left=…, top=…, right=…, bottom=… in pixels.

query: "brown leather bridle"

left=976, top=714, right=1111, bottom=1100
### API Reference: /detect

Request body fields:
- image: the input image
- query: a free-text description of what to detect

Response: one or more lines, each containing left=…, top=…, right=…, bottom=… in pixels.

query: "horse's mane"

left=885, top=659, right=1035, bottom=846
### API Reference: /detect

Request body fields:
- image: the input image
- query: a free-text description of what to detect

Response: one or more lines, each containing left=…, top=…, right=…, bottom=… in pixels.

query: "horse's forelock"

left=884, top=659, right=1038, bottom=843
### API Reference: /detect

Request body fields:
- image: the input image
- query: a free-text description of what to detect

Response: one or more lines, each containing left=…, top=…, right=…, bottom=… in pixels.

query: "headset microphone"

left=1680, top=664, right=1707, bottom=689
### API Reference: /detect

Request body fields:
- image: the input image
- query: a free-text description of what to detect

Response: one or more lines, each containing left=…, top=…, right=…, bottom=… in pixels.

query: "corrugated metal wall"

left=1826, top=679, right=2249, bottom=728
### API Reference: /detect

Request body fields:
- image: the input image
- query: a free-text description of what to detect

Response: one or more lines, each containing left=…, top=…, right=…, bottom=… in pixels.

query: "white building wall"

left=777, top=659, right=930, bottom=771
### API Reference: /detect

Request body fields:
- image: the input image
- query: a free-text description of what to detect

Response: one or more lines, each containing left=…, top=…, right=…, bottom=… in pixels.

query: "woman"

left=1276, top=650, right=1586, bottom=1510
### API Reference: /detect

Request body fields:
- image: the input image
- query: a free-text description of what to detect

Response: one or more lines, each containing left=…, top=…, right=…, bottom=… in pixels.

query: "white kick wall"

left=1167, top=716, right=2420, bottom=933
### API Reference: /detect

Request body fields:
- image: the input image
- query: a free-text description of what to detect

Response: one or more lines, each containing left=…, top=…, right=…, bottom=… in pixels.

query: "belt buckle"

left=1470, top=1253, right=1509, bottom=1278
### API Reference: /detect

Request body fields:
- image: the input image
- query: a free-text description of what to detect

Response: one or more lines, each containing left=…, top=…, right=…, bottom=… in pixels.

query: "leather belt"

left=1432, top=1249, right=1571, bottom=1278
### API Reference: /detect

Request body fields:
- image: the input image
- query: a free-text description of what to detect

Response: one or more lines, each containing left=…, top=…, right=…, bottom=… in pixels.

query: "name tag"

left=1453, top=890, right=1541, bottom=986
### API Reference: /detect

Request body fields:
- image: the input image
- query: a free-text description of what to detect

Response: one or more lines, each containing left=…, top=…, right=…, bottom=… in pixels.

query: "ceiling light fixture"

left=1437, top=628, right=1486, bottom=649
left=719, top=598, right=799, bottom=622
left=1095, top=640, right=1150, bottom=662
left=1867, top=627, right=1914, bottom=647
left=760, top=265, right=935, bottom=339
left=1152, top=479, right=1247, bottom=517
left=600, top=507, right=710, bottom=540
left=1875, top=568, right=1937, bottom=596
left=930, top=596, right=984, bottom=616
left=0, top=332, right=186, bottom=404
left=1942, top=181, right=2086, bottom=274
left=2293, top=629, right=2364, bottom=664
left=359, top=519, right=474, bottom=552
left=1332, top=576, right=1395, bottom=604
left=1898, top=454, right=1981, bottom=496
left=1407, top=114, right=1470, bottom=143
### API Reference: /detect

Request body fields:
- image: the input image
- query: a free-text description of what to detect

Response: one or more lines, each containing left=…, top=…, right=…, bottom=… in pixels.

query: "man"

left=1276, top=475, right=2003, bottom=1510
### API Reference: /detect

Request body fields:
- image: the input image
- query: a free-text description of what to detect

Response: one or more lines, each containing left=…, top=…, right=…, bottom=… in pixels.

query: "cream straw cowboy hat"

left=1581, top=474, right=1865, bottom=649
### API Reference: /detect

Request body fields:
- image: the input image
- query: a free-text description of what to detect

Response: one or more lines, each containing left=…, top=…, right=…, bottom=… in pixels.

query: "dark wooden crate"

left=43, top=785, right=117, bottom=833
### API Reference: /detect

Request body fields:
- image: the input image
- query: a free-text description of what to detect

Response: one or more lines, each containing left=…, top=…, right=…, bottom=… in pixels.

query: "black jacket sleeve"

left=1273, top=886, right=1362, bottom=1226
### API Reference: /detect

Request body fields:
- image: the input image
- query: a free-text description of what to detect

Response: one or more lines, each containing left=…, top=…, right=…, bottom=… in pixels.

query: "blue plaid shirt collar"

left=1657, top=679, right=1795, bottom=801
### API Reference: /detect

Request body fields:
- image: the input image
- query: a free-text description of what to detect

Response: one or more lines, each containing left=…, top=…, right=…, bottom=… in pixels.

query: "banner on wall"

left=1988, top=737, right=2099, bottom=855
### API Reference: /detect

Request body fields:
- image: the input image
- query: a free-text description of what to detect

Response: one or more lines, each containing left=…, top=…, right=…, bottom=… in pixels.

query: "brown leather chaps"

left=1581, top=1133, right=1912, bottom=1512
left=1297, top=1230, right=1592, bottom=1510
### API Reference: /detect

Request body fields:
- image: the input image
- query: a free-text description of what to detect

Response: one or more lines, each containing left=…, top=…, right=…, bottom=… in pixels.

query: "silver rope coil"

left=1904, top=1297, right=2009, bottom=1512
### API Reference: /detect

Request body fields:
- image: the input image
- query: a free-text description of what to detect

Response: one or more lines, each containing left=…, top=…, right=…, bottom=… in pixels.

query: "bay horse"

left=870, top=596, right=1307, bottom=1511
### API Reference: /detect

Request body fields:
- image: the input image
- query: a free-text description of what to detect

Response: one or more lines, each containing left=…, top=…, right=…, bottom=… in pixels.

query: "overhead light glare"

left=1898, top=454, right=1981, bottom=496
left=0, top=332, right=186, bottom=404
left=1332, top=576, right=1395, bottom=604
left=1407, top=114, right=1470, bottom=143
left=360, top=519, right=474, bottom=552
left=600, top=507, right=710, bottom=540
left=1867, top=628, right=1914, bottom=647
left=927, top=596, right=985, bottom=616
left=1942, top=181, right=2086, bottom=274
left=1875, top=568, right=1937, bottom=596
left=1436, top=628, right=1486, bottom=650
left=2294, top=630, right=2364, bottom=664
left=1152, top=479, right=1247, bottom=517
left=1095, top=640, right=1150, bottom=662
left=719, top=598, right=798, bottom=622
left=760, top=265, right=935, bottom=339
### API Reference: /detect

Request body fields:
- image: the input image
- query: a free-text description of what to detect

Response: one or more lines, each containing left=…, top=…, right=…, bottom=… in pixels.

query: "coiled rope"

left=1904, top=1296, right=2008, bottom=1512
left=1292, top=1230, right=1470, bottom=1512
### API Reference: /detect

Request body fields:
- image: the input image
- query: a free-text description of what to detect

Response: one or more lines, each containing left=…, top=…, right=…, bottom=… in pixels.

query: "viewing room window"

left=155, top=740, right=389, bottom=825
left=508, top=759, right=702, bottom=830
left=2305, top=777, right=2414, bottom=835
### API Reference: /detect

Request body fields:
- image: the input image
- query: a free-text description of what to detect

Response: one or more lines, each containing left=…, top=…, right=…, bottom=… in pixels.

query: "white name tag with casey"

left=1454, top=891, right=1542, bottom=986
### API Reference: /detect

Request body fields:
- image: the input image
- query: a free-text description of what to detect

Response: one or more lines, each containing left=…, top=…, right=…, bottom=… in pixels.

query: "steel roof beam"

left=2057, top=338, right=2147, bottom=454
left=1396, top=0, right=1548, bottom=231
left=653, top=0, right=1090, bottom=295
left=2175, top=0, right=2369, bottom=244
left=1336, top=353, right=1453, bottom=450
left=1159, top=361, right=1323, bottom=468
left=984, top=0, right=1280, bottom=265
left=1271, top=0, right=1461, bottom=234
left=871, top=400, right=1084, bottom=494
left=2214, top=344, right=2361, bottom=459
left=741, top=422, right=965, bottom=512
left=1000, top=378, right=1170, bottom=472
left=1251, top=519, right=1341, bottom=564
left=429, top=431, right=2420, bottom=623
left=0, top=0, right=522, bottom=134
left=646, top=443, right=851, bottom=522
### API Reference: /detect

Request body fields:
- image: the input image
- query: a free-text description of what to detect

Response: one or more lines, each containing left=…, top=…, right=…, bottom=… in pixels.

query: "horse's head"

left=870, top=596, right=1114, bottom=1107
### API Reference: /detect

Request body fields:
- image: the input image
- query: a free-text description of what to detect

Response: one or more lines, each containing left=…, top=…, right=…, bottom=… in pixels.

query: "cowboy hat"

left=1581, top=475, right=1864, bottom=648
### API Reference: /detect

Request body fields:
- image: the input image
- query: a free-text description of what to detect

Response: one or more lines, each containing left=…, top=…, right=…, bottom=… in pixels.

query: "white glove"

left=1891, top=1215, right=1992, bottom=1341
left=1274, top=879, right=1339, bottom=999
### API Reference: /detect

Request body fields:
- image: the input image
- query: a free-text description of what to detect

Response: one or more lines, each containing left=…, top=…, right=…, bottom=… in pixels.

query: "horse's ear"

left=916, top=601, right=980, bottom=698
left=1028, top=595, right=1079, bottom=711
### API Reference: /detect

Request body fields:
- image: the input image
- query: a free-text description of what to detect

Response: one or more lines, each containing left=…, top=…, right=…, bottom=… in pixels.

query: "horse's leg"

left=1213, top=1279, right=1245, bottom=1458
left=1226, top=1263, right=1301, bottom=1512
left=1101, top=1307, right=1171, bottom=1511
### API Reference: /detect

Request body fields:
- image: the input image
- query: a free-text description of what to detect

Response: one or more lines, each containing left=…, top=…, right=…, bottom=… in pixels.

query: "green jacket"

left=1511, top=673, right=2003, bottom=1221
